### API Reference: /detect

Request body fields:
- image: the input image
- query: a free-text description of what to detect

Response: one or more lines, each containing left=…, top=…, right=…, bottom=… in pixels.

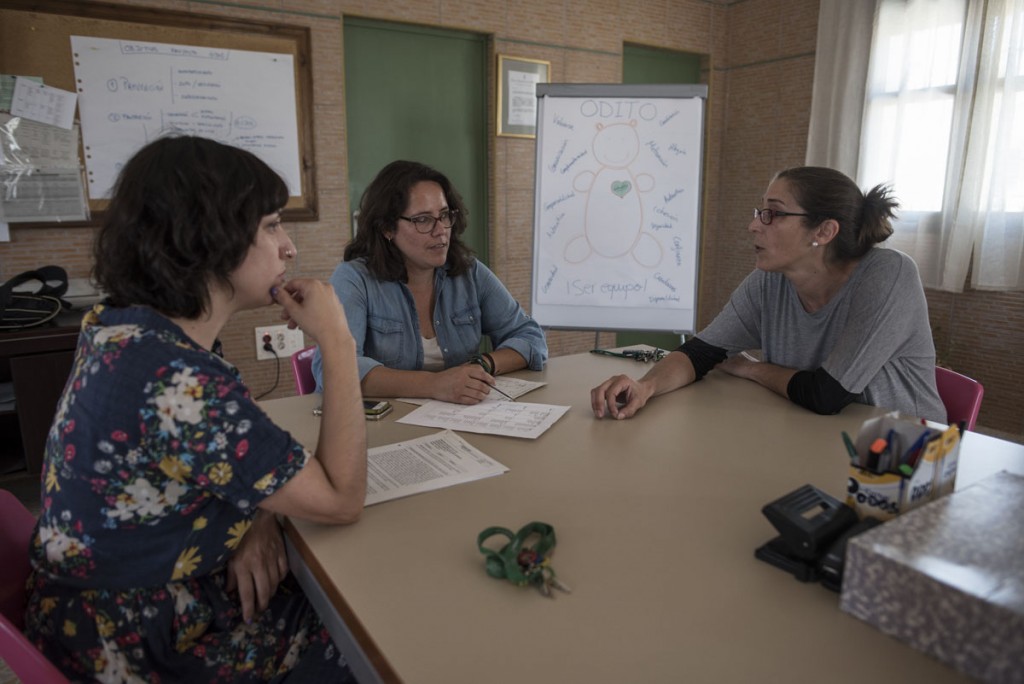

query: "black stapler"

left=754, top=484, right=860, bottom=585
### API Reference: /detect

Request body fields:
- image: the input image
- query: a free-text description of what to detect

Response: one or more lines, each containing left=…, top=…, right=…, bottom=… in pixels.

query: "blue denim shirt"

left=312, top=258, right=547, bottom=391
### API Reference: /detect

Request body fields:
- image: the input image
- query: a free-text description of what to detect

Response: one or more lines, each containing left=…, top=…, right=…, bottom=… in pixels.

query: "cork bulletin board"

left=0, top=0, right=318, bottom=226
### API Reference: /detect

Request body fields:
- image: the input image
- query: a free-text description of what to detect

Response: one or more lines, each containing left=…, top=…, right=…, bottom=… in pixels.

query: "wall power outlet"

left=255, top=325, right=305, bottom=361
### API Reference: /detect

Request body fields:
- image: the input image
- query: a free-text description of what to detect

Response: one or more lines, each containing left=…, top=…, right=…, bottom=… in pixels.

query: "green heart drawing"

left=611, top=180, right=632, bottom=198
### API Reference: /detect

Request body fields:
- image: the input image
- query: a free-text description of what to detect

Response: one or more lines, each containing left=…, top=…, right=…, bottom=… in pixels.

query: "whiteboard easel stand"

left=530, top=83, right=708, bottom=337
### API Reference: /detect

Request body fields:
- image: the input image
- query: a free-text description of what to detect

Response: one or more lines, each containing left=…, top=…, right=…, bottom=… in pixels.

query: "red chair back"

left=291, top=345, right=318, bottom=395
left=0, top=489, right=70, bottom=682
left=0, top=612, right=69, bottom=683
left=935, top=366, right=984, bottom=430
left=0, top=489, right=35, bottom=629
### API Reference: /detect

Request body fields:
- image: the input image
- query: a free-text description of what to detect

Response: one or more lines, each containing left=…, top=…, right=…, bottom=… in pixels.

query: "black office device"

left=755, top=484, right=859, bottom=584
left=817, top=517, right=883, bottom=592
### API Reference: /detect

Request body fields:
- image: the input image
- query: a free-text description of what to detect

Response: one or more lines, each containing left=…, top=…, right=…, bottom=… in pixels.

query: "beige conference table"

left=262, top=351, right=1024, bottom=683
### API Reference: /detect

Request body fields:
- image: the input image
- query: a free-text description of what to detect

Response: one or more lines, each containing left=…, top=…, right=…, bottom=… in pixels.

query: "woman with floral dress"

left=24, top=135, right=367, bottom=682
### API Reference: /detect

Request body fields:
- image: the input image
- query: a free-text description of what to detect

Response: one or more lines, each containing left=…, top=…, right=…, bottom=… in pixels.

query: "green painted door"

left=343, top=18, right=489, bottom=260
left=616, top=44, right=702, bottom=351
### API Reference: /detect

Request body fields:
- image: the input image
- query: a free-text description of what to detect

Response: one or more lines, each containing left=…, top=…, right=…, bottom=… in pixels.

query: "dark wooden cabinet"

left=0, top=312, right=81, bottom=476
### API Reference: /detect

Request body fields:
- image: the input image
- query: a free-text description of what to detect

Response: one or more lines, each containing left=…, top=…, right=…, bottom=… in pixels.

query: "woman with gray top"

left=591, top=166, right=945, bottom=423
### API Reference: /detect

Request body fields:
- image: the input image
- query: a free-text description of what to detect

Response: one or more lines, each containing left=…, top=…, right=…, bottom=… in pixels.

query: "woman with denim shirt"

left=313, top=160, right=547, bottom=404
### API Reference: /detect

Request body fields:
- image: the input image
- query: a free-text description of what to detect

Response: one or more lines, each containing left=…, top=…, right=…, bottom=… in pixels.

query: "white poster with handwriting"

left=532, top=86, right=705, bottom=332
left=70, top=36, right=302, bottom=198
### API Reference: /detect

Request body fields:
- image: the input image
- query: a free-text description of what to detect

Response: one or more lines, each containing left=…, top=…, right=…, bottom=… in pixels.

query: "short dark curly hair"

left=344, top=160, right=474, bottom=280
left=93, top=135, right=288, bottom=318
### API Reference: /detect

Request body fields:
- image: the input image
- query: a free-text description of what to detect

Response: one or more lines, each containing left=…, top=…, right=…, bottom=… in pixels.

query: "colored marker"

left=868, top=437, right=888, bottom=473
left=841, top=431, right=859, bottom=465
left=902, top=429, right=932, bottom=468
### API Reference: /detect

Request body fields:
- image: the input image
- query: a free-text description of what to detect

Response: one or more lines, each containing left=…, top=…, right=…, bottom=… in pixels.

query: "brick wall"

left=2, top=0, right=1020, bottom=440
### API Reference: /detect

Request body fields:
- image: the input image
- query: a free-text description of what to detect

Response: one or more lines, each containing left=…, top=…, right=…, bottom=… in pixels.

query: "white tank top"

left=421, top=336, right=445, bottom=371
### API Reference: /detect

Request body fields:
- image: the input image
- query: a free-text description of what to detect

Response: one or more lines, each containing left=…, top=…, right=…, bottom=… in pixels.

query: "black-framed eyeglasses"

left=753, top=207, right=810, bottom=225
left=399, top=209, right=458, bottom=233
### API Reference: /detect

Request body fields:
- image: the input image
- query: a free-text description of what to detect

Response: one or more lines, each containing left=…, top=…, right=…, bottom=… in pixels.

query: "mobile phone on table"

left=363, top=399, right=393, bottom=421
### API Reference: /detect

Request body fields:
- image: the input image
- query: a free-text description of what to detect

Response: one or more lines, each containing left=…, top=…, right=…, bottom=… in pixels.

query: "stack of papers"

left=398, top=400, right=570, bottom=440
left=366, top=430, right=508, bottom=506
left=363, top=377, right=569, bottom=506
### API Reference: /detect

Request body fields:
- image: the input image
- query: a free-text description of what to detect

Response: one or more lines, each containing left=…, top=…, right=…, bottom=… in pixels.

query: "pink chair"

left=0, top=489, right=69, bottom=682
left=290, top=345, right=318, bottom=395
left=935, top=366, right=984, bottom=431
left=0, top=489, right=34, bottom=630
left=1, top=613, right=68, bottom=683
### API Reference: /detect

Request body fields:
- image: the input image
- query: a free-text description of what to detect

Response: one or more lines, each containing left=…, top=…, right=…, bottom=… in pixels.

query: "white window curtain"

left=806, top=0, right=878, bottom=176
left=808, top=0, right=1024, bottom=292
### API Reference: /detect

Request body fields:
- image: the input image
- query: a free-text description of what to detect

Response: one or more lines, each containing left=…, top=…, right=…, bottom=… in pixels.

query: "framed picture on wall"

left=497, top=55, right=550, bottom=138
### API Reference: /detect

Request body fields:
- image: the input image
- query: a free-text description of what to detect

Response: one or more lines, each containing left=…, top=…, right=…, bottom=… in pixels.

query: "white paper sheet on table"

left=365, top=429, right=508, bottom=506
left=397, top=376, right=546, bottom=406
left=397, top=399, right=570, bottom=439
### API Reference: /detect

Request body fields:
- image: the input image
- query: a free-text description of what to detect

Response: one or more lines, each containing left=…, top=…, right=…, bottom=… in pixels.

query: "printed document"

left=366, top=430, right=508, bottom=506
left=398, top=400, right=570, bottom=439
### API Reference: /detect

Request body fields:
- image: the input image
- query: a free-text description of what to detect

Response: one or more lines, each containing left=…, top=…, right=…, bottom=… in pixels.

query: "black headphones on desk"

left=0, top=265, right=71, bottom=330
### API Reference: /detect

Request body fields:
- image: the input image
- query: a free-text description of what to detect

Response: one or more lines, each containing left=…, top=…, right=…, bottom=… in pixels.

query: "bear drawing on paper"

left=564, top=119, right=661, bottom=267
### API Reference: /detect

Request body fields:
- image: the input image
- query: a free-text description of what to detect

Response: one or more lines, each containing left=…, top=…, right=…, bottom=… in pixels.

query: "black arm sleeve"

left=786, top=367, right=859, bottom=414
left=677, top=337, right=728, bottom=381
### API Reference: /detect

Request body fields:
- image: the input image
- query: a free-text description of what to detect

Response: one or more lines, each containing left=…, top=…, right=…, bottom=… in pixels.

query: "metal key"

left=549, top=577, right=572, bottom=594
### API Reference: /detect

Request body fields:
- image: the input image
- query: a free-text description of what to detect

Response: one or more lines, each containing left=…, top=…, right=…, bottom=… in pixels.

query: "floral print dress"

left=25, top=304, right=353, bottom=683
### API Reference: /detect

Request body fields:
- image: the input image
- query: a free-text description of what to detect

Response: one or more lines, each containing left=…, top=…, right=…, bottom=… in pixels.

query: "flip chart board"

left=531, top=84, right=706, bottom=332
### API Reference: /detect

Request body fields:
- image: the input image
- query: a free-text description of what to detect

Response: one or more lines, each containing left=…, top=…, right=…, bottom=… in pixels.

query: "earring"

left=811, top=241, right=819, bottom=247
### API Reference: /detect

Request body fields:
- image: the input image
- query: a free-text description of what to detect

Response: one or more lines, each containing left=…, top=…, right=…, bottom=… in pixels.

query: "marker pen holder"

left=844, top=412, right=962, bottom=521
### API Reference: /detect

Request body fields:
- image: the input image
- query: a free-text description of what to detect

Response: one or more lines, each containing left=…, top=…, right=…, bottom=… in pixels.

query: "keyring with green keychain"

left=477, top=521, right=571, bottom=597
